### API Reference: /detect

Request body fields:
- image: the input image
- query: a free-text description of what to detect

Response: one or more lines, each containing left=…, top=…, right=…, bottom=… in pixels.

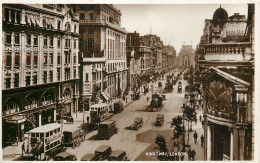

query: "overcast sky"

left=114, top=4, right=248, bottom=54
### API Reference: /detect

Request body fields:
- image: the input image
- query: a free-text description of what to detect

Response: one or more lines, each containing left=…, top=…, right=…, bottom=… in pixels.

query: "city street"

left=64, top=75, right=204, bottom=161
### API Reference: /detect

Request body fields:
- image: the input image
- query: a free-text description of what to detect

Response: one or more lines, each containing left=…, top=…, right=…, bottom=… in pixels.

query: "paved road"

left=66, top=72, right=189, bottom=161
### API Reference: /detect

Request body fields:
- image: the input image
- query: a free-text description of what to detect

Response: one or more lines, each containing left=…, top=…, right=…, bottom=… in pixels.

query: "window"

left=65, top=68, right=70, bottom=80
left=14, top=33, right=19, bottom=44
left=43, top=53, right=48, bottom=65
left=57, top=53, right=61, bottom=65
left=79, top=38, right=83, bottom=51
left=90, top=13, right=94, bottom=20
left=26, top=76, right=31, bottom=86
left=57, top=68, right=61, bottom=81
left=27, top=34, right=31, bottom=45
left=50, top=37, right=53, bottom=46
left=6, top=52, right=12, bottom=67
left=34, top=35, right=38, bottom=46
left=65, top=39, right=70, bottom=47
left=5, top=78, right=11, bottom=88
left=74, top=24, right=77, bottom=33
left=49, top=71, right=53, bottom=82
left=43, top=19, right=46, bottom=27
left=15, top=54, right=20, bottom=67
left=6, top=33, right=11, bottom=44
left=43, top=71, right=47, bottom=83
left=73, top=69, right=76, bottom=78
left=57, top=20, right=61, bottom=30
left=33, top=54, right=38, bottom=65
left=74, top=40, right=76, bottom=49
left=57, top=38, right=61, bottom=48
left=26, top=54, right=31, bottom=65
left=65, top=23, right=70, bottom=31
left=14, top=73, right=19, bottom=87
left=80, top=13, right=85, bottom=20
left=33, top=75, right=37, bottom=84
left=49, top=53, right=53, bottom=64
left=85, top=73, right=88, bottom=82
left=87, top=38, right=94, bottom=53
left=65, top=51, right=70, bottom=64
left=44, top=37, right=47, bottom=46
left=73, top=55, right=76, bottom=64
left=88, top=29, right=94, bottom=34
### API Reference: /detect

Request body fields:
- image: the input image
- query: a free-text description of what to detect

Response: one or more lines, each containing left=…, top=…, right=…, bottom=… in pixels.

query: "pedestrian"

left=191, top=149, right=196, bottom=160
left=199, top=115, right=202, bottom=122
left=147, top=97, right=149, bottom=101
left=126, top=97, right=127, bottom=103
left=195, top=118, right=197, bottom=125
left=193, top=131, right=198, bottom=143
left=201, top=134, right=204, bottom=147
left=22, top=142, right=25, bottom=156
left=187, top=148, right=192, bottom=161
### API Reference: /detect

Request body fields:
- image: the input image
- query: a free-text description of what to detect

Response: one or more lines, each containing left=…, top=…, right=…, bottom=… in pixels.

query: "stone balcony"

left=203, top=42, right=252, bottom=62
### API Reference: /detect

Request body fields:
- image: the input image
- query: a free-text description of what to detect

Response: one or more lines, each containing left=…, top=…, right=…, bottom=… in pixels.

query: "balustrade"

left=204, top=43, right=250, bottom=55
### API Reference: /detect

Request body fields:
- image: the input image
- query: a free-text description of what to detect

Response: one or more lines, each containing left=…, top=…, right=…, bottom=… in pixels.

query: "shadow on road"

left=87, top=134, right=98, bottom=140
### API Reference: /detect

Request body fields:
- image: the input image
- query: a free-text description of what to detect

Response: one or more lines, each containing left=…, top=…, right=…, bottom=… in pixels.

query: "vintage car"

left=95, top=145, right=112, bottom=160
left=81, top=154, right=100, bottom=161
left=53, top=152, right=77, bottom=161
left=131, top=117, right=143, bottom=130
left=154, top=114, right=164, bottom=126
left=108, top=150, right=129, bottom=161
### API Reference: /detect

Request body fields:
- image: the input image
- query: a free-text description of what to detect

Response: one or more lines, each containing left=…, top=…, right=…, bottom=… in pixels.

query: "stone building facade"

left=75, top=4, right=127, bottom=101
left=2, top=4, right=79, bottom=147
left=177, top=44, right=195, bottom=68
left=196, top=5, right=254, bottom=160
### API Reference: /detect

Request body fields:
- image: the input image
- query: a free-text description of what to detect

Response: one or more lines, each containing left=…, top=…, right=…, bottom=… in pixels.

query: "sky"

left=114, top=4, right=248, bottom=54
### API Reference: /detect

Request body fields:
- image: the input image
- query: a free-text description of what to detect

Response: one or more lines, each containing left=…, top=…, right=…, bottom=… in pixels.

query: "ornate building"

left=196, top=5, right=254, bottom=160
left=163, top=45, right=177, bottom=72
left=177, top=44, right=195, bottom=68
left=2, top=4, right=80, bottom=147
left=74, top=4, right=128, bottom=101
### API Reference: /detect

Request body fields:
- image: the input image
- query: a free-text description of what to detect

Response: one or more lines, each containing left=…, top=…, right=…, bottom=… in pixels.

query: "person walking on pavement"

left=199, top=115, right=202, bottom=122
left=187, top=148, right=192, bottom=160
left=180, top=147, right=185, bottom=161
left=191, top=149, right=197, bottom=160
left=147, top=96, right=149, bottom=102
left=193, top=131, right=198, bottom=143
left=201, top=134, right=204, bottom=147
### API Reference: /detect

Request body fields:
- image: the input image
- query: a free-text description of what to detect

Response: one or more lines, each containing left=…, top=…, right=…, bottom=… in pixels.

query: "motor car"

left=108, top=150, right=129, bottom=161
left=131, top=117, right=143, bottom=130
left=53, top=152, right=77, bottom=161
left=81, top=154, right=100, bottom=161
left=97, top=120, right=118, bottom=140
left=154, top=114, right=164, bottom=126
left=95, top=145, right=112, bottom=160
left=160, top=94, right=166, bottom=100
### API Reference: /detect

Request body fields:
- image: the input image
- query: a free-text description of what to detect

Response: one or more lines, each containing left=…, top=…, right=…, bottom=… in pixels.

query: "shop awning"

left=5, top=114, right=26, bottom=124
left=101, top=92, right=110, bottom=101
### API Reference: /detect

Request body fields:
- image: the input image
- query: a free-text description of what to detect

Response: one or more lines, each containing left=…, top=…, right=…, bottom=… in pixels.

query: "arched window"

left=64, top=88, right=71, bottom=99
left=65, top=22, right=70, bottom=32
left=41, top=91, right=54, bottom=106
left=25, top=94, right=38, bottom=110
left=3, top=98, right=20, bottom=116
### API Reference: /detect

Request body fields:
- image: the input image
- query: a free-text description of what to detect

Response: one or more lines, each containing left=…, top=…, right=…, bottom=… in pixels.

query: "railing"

left=204, top=42, right=251, bottom=55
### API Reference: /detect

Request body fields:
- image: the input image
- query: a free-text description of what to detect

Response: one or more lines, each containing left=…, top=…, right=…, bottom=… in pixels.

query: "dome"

left=213, top=7, right=228, bottom=22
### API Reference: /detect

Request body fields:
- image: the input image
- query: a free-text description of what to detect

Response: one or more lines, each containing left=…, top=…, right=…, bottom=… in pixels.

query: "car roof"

left=55, top=152, right=73, bottom=158
left=95, top=145, right=111, bottom=153
left=99, top=120, right=115, bottom=125
left=156, top=114, right=164, bottom=118
left=135, top=117, right=143, bottom=121
left=81, top=154, right=95, bottom=161
left=110, top=150, right=126, bottom=157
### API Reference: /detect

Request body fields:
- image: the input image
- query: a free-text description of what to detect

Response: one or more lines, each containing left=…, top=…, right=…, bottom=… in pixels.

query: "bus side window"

left=50, top=143, right=54, bottom=148
left=50, top=131, right=53, bottom=136
left=58, top=128, right=60, bottom=133
left=47, top=132, right=49, bottom=137
left=54, top=141, right=57, bottom=146
left=36, top=133, right=39, bottom=137
left=58, top=140, right=61, bottom=144
left=31, top=133, right=35, bottom=137
left=40, top=133, right=43, bottom=139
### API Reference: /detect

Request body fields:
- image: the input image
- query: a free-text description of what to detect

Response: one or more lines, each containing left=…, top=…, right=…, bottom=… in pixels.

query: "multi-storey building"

left=74, top=4, right=127, bottom=101
left=196, top=5, right=254, bottom=160
left=126, top=31, right=152, bottom=91
left=2, top=4, right=79, bottom=147
left=177, top=44, right=195, bottom=68
left=163, top=45, right=177, bottom=72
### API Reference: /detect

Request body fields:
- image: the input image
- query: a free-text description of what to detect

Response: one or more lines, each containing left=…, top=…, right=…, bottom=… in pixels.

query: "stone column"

left=53, top=109, right=56, bottom=122
left=239, top=129, right=245, bottom=160
left=230, top=129, right=234, bottom=160
left=207, top=125, right=212, bottom=160
left=38, top=112, right=42, bottom=127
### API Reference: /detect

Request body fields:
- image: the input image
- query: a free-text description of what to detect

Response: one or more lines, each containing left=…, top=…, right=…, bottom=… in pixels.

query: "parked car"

left=131, top=117, right=143, bottom=130
left=158, top=82, right=162, bottom=87
left=97, top=120, right=118, bottom=140
left=114, top=101, right=123, bottom=113
left=95, top=145, right=112, bottom=160
left=154, top=114, right=164, bottom=126
left=81, top=154, right=99, bottom=161
left=108, top=150, right=128, bottom=161
left=178, top=86, right=182, bottom=93
left=53, top=152, right=77, bottom=161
